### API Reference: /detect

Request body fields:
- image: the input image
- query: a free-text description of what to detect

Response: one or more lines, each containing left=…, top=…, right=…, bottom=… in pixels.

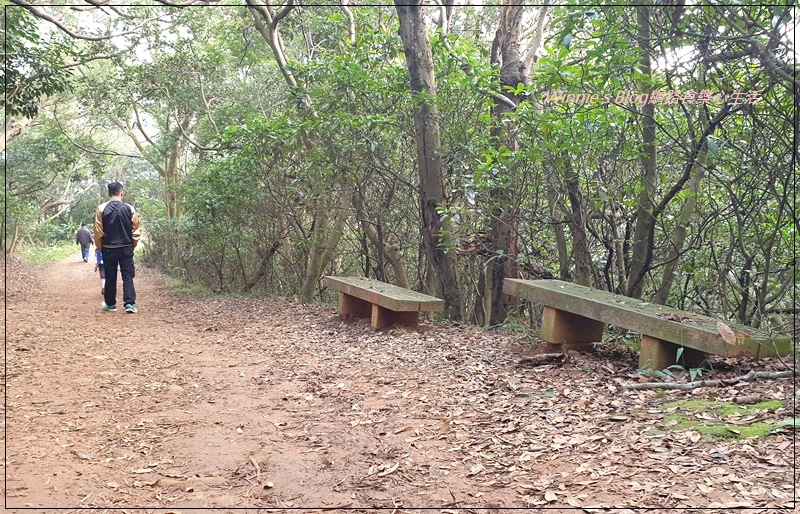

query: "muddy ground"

left=3, top=252, right=797, bottom=513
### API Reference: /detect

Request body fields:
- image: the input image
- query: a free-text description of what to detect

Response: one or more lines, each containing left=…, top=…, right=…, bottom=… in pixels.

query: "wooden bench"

left=503, top=279, right=793, bottom=369
left=323, top=276, right=445, bottom=330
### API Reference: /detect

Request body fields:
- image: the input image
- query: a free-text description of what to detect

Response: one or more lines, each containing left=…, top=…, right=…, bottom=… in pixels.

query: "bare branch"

left=197, top=74, right=219, bottom=134
left=703, top=48, right=750, bottom=64
left=270, top=0, right=295, bottom=31
left=340, top=0, right=356, bottom=43
left=622, top=370, right=795, bottom=390
left=432, top=0, right=449, bottom=35
left=52, top=106, right=141, bottom=159
left=10, top=0, right=167, bottom=42
left=171, top=110, right=221, bottom=152
left=434, top=11, right=517, bottom=111
left=38, top=198, right=72, bottom=215
left=246, top=1, right=300, bottom=89
left=522, top=0, right=550, bottom=75
left=131, top=102, right=159, bottom=148
left=151, top=0, right=211, bottom=6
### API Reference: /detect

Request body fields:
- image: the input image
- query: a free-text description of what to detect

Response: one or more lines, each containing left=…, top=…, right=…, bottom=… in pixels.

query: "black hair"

left=108, top=181, right=124, bottom=196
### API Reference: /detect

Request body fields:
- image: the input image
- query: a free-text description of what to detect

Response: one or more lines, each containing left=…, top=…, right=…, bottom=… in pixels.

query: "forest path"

left=3, top=251, right=796, bottom=512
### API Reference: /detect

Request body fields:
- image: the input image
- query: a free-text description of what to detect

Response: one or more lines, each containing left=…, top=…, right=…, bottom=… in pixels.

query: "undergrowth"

left=19, top=242, right=77, bottom=265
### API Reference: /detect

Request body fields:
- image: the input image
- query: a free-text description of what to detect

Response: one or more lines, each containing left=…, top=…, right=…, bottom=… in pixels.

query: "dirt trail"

left=3, top=252, right=797, bottom=512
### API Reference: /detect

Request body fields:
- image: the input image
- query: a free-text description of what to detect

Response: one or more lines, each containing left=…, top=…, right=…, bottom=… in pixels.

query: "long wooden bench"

left=503, top=279, right=794, bottom=369
left=323, top=276, right=445, bottom=330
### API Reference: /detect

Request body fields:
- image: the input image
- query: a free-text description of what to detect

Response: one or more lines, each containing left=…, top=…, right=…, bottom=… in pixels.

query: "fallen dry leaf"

left=7, top=255, right=797, bottom=510
left=134, top=479, right=160, bottom=487
left=377, top=463, right=399, bottom=477
left=467, top=464, right=484, bottom=476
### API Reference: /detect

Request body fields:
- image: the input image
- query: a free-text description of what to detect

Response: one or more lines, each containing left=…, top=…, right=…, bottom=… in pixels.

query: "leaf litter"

left=3, top=256, right=797, bottom=510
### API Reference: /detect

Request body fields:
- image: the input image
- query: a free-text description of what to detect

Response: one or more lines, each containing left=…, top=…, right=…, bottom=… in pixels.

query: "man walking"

left=75, top=223, right=93, bottom=262
left=94, top=182, right=141, bottom=313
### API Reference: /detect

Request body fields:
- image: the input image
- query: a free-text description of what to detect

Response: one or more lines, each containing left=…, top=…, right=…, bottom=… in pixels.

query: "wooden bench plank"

left=504, top=279, right=792, bottom=361
left=324, top=276, right=445, bottom=312
left=324, top=276, right=445, bottom=329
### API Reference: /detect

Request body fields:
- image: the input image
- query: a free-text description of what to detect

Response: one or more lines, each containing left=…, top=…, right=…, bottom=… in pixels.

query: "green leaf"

left=770, top=418, right=798, bottom=432
left=654, top=369, right=673, bottom=379
left=707, top=136, right=719, bottom=155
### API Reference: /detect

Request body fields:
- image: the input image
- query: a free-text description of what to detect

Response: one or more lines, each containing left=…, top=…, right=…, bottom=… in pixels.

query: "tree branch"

left=131, top=102, right=159, bottom=148
left=52, top=106, right=141, bottom=158
left=340, top=0, right=356, bottom=43
left=270, top=0, right=295, bottom=31
left=10, top=0, right=167, bottom=42
left=433, top=7, right=517, bottom=111
left=622, top=370, right=795, bottom=390
left=522, top=0, right=550, bottom=75
left=197, top=74, right=219, bottom=134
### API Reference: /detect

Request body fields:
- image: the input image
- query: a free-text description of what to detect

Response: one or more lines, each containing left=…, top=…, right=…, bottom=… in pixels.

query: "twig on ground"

left=249, top=456, right=261, bottom=477
left=517, top=352, right=569, bottom=366
left=622, top=369, right=795, bottom=390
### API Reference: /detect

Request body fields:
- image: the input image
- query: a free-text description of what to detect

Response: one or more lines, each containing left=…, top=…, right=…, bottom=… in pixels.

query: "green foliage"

left=638, top=348, right=713, bottom=382
left=770, top=418, right=798, bottom=433
left=664, top=399, right=783, bottom=416
left=164, top=275, right=210, bottom=296
left=18, top=241, right=76, bottom=265
left=3, top=110, right=115, bottom=249
left=661, top=399, right=785, bottom=439
left=7, top=4, right=793, bottom=327
left=2, top=5, right=75, bottom=118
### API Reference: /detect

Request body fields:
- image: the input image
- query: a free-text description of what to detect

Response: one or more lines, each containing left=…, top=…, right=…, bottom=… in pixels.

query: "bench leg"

left=540, top=306, right=605, bottom=352
left=339, top=292, right=372, bottom=319
left=371, top=305, right=419, bottom=330
left=639, top=335, right=708, bottom=370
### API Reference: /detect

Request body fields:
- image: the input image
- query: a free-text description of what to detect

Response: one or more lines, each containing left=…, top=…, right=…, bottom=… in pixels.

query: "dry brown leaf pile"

left=2, top=255, right=797, bottom=512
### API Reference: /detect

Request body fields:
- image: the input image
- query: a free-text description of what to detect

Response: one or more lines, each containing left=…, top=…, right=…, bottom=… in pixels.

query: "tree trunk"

left=6, top=221, right=21, bottom=255
left=486, top=1, right=526, bottom=324
left=563, top=152, right=594, bottom=287
left=472, top=264, right=492, bottom=325
left=395, top=1, right=462, bottom=320
left=626, top=5, right=658, bottom=299
left=164, top=147, right=182, bottom=220
left=352, top=193, right=410, bottom=288
left=3, top=116, right=34, bottom=152
left=299, top=190, right=351, bottom=301
left=609, top=208, right=628, bottom=293
left=162, top=129, right=188, bottom=266
left=548, top=185, right=571, bottom=281
left=652, top=111, right=709, bottom=305
left=249, top=2, right=353, bottom=302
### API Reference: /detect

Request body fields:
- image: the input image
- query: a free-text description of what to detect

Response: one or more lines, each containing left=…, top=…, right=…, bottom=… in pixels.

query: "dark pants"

left=103, top=246, right=136, bottom=307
